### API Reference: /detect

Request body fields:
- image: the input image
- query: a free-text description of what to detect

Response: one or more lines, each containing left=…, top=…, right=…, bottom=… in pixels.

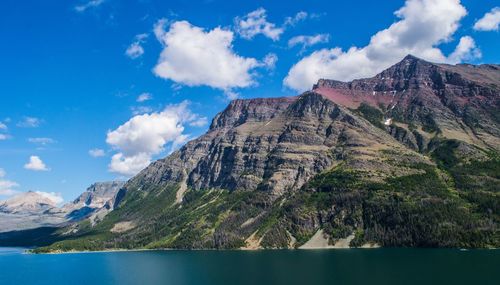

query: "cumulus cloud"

left=473, top=7, right=500, bottom=31
left=28, top=137, right=56, bottom=145
left=235, top=8, right=284, bottom=41
left=106, top=101, right=204, bottom=176
left=136, top=92, right=152, bottom=102
left=447, top=36, right=481, bottom=64
left=35, top=191, right=64, bottom=205
left=0, top=168, right=19, bottom=197
left=89, top=148, right=106, bottom=157
left=109, top=153, right=151, bottom=177
left=75, top=0, right=105, bottom=13
left=125, top=33, right=148, bottom=59
left=17, top=117, right=42, bottom=128
left=0, top=122, right=6, bottom=130
left=153, top=20, right=275, bottom=98
left=288, top=34, right=330, bottom=52
left=24, top=156, right=50, bottom=171
left=0, top=134, right=10, bottom=141
left=284, top=0, right=481, bottom=92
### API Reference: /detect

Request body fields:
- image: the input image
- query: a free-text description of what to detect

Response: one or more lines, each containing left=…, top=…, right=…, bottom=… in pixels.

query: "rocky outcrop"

left=129, top=92, right=409, bottom=198
left=314, top=55, right=500, bottom=151
left=62, top=181, right=125, bottom=221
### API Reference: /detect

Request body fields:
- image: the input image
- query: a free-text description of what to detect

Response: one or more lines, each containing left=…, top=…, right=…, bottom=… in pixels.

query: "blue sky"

left=0, top=0, right=499, bottom=202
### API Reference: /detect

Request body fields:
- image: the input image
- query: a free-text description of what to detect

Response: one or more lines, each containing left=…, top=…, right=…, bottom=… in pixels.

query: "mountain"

left=313, top=55, right=499, bottom=152
left=61, top=181, right=125, bottom=223
left=0, top=191, right=60, bottom=214
left=32, top=56, right=500, bottom=252
left=0, top=181, right=125, bottom=233
left=0, top=191, right=66, bottom=233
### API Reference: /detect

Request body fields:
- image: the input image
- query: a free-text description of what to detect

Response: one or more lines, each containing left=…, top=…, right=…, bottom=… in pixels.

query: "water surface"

left=0, top=247, right=498, bottom=285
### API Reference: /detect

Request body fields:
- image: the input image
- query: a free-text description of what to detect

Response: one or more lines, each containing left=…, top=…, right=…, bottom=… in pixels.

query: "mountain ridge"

left=7, top=55, right=499, bottom=252
left=0, top=181, right=125, bottom=234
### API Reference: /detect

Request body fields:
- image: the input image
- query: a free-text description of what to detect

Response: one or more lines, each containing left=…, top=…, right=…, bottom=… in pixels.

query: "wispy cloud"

left=0, top=168, right=19, bottom=197
left=28, top=137, right=57, bottom=145
left=89, top=148, right=106, bottom=157
left=235, top=8, right=284, bottom=41
left=125, top=33, right=148, bottom=59
left=288, top=34, right=330, bottom=53
left=17, top=117, right=42, bottom=128
left=234, top=9, right=316, bottom=41
left=0, top=134, right=10, bottom=141
left=75, top=0, right=105, bottom=13
left=136, top=92, right=152, bottom=102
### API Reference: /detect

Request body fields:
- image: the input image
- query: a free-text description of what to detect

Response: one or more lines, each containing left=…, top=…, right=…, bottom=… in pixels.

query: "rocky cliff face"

left=62, top=181, right=125, bottom=222
left=314, top=55, right=500, bottom=151
left=130, top=92, right=417, bottom=199
left=32, top=56, right=500, bottom=252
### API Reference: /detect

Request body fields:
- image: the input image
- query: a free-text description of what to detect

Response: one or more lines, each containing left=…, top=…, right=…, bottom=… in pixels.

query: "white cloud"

left=189, top=117, right=208, bottom=127
left=0, top=168, right=19, bottom=197
left=235, top=8, right=284, bottom=41
left=153, top=18, right=169, bottom=40
left=0, top=122, right=7, bottom=130
left=224, top=90, right=239, bottom=100
left=130, top=106, right=154, bottom=115
left=75, top=0, right=105, bottom=13
left=136, top=92, right=153, bottom=102
left=153, top=20, right=260, bottom=92
left=447, top=36, right=481, bottom=64
left=28, top=137, right=56, bottom=145
left=109, top=153, right=151, bottom=176
left=125, top=33, right=148, bottom=59
left=0, top=134, right=10, bottom=141
left=17, top=117, right=42, bottom=128
left=284, top=0, right=480, bottom=92
left=125, top=43, right=144, bottom=59
left=284, top=11, right=308, bottom=27
left=261, top=53, right=278, bottom=70
left=288, top=34, right=330, bottom=52
left=473, top=7, right=500, bottom=31
left=35, top=191, right=64, bottom=205
left=89, top=148, right=106, bottom=157
left=106, top=101, right=202, bottom=176
left=24, top=156, right=50, bottom=171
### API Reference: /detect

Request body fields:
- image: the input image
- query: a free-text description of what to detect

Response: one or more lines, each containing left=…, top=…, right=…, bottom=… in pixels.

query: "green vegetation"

left=356, top=103, right=385, bottom=129
left=30, top=137, right=499, bottom=252
left=421, top=113, right=440, bottom=133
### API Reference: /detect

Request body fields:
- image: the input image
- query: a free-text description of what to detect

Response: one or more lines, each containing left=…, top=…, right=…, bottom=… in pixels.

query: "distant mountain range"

left=2, top=55, right=499, bottom=251
left=0, top=181, right=124, bottom=233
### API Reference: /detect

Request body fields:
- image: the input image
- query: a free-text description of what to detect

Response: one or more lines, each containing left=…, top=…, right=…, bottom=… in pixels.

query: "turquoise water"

left=0, top=247, right=499, bottom=285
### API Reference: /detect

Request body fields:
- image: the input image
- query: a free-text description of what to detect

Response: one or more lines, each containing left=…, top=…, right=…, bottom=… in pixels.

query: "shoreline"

left=21, top=246, right=499, bottom=255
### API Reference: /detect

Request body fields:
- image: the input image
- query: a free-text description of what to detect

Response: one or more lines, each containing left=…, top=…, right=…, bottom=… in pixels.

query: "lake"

left=0, top=247, right=499, bottom=285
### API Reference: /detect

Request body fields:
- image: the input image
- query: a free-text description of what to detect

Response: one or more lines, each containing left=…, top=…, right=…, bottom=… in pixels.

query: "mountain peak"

left=0, top=191, right=59, bottom=214
left=402, top=54, right=423, bottom=61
